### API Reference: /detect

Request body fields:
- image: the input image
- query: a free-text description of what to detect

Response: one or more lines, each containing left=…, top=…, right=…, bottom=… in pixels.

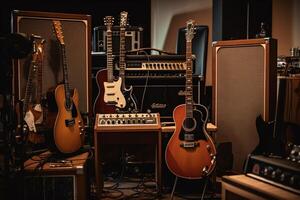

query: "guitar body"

left=54, top=84, right=84, bottom=154
left=253, top=115, right=286, bottom=156
left=117, top=86, right=138, bottom=113
left=165, top=104, right=216, bottom=179
left=93, top=69, right=116, bottom=114
left=103, top=77, right=126, bottom=108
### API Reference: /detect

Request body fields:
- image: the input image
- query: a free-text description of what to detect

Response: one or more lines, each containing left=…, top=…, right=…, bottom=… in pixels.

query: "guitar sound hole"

left=183, top=117, right=196, bottom=132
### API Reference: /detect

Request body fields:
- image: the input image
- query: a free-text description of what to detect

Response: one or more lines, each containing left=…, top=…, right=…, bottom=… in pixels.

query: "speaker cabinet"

left=12, top=10, right=92, bottom=113
left=212, top=38, right=277, bottom=172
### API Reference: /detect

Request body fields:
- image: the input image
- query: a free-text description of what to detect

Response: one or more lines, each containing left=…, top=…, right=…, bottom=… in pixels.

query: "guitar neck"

left=185, top=40, right=193, bottom=118
left=106, top=29, right=114, bottom=82
left=119, top=26, right=126, bottom=90
left=61, top=44, right=71, bottom=107
left=23, top=54, right=38, bottom=114
left=273, top=77, right=287, bottom=138
left=36, top=50, right=43, bottom=104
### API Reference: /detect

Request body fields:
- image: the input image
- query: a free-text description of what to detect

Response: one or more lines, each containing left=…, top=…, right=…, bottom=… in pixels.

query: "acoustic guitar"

left=93, top=16, right=126, bottom=114
left=165, top=20, right=216, bottom=179
left=52, top=20, right=84, bottom=154
left=116, top=11, right=138, bottom=113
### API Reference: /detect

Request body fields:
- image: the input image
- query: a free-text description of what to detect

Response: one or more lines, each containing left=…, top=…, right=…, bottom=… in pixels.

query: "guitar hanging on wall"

left=52, top=20, right=84, bottom=154
left=93, top=16, right=126, bottom=114
left=116, top=11, right=138, bottom=113
left=165, top=20, right=217, bottom=179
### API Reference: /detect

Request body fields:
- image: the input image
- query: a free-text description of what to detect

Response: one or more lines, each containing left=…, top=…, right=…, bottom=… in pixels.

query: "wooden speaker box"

left=212, top=38, right=277, bottom=172
left=23, top=151, right=90, bottom=200
left=12, top=10, right=92, bottom=114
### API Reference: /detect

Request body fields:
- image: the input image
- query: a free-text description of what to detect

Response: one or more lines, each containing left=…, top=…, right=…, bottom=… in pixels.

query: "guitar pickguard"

left=116, top=86, right=138, bottom=113
left=179, top=105, right=208, bottom=141
left=103, top=77, right=126, bottom=108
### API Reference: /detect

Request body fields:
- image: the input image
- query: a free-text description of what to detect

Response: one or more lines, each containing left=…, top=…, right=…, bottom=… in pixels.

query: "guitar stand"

left=170, top=176, right=209, bottom=200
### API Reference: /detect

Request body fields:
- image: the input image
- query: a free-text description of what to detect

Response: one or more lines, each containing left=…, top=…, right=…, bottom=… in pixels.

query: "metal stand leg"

left=200, top=178, right=208, bottom=200
left=170, top=176, right=178, bottom=200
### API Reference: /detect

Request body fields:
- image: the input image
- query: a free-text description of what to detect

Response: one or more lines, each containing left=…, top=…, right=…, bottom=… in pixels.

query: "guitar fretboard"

left=107, top=29, right=114, bottom=83
left=61, top=44, right=72, bottom=109
left=23, top=53, right=38, bottom=115
left=119, top=26, right=126, bottom=90
left=185, top=40, right=193, bottom=119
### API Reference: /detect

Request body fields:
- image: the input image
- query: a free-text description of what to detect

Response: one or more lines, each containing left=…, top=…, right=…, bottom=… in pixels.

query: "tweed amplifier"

left=95, top=113, right=160, bottom=131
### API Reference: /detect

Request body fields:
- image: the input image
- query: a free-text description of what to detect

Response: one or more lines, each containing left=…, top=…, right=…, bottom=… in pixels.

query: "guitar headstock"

left=104, top=16, right=114, bottom=31
left=185, top=19, right=195, bottom=42
left=52, top=20, right=65, bottom=45
left=120, top=11, right=128, bottom=28
left=36, top=39, right=46, bottom=60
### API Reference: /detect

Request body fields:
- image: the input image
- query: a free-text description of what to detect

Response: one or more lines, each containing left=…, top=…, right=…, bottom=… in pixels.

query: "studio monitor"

left=212, top=38, right=277, bottom=172
left=12, top=10, right=92, bottom=113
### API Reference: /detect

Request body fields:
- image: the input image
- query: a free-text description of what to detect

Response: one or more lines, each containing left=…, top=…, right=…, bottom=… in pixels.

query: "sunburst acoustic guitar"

left=165, top=20, right=217, bottom=179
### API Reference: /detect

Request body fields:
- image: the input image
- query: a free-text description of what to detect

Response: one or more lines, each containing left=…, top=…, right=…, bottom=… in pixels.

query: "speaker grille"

left=12, top=11, right=91, bottom=113
left=213, top=38, right=277, bottom=172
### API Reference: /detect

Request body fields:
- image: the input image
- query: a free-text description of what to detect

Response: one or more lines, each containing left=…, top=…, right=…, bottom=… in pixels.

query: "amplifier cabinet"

left=212, top=38, right=277, bottom=172
left=93, top=26, right=143, bottom=53
left=222, top=175, right=300, bottom=200
left=12, top=10, right=92, bottom=114
left=24, top=175, right=76, bottom=200
left=23, top=151, right=89, bottom=200
left=244, top=155, right=300, bottom=194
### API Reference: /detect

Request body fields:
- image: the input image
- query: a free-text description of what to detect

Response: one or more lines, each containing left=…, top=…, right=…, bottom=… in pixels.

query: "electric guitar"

left=116, top=11, right=138, bottom=113
left=93, top=16, right=126, bottom=114
left=165, top=20, right=216, bottom=179
left=253, top=76, right=287, bottom=157
left=27, top=39, right=47, bottom=144
left=52, top=20, right=84, bottom=154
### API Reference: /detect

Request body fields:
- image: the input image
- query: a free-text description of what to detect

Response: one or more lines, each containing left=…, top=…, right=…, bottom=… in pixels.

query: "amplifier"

left=24, top=175, right=76, bottom=200
left=95, top=113, right=160, bottom=131
left=113, top=54, right=195, bottom=78
left=23, top=151, right=89, bottom=200
left=244, top=154, right=300, bottom=194
left=93, top=26, right=143, bottom=53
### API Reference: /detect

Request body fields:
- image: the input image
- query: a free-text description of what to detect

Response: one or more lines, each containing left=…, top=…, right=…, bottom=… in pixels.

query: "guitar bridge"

left=180, top=141, right=199, bottom=148
left=65, top=119, right=75, bottom=127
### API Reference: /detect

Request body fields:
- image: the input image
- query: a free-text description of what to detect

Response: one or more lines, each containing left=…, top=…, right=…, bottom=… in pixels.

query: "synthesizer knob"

left=271, top=169, right=282, bottom=180
left=280, top=172, right=291, bottom=183
left=263, top=166, right=273, bottom=177
left=289, top=175, right=300, bottom=189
